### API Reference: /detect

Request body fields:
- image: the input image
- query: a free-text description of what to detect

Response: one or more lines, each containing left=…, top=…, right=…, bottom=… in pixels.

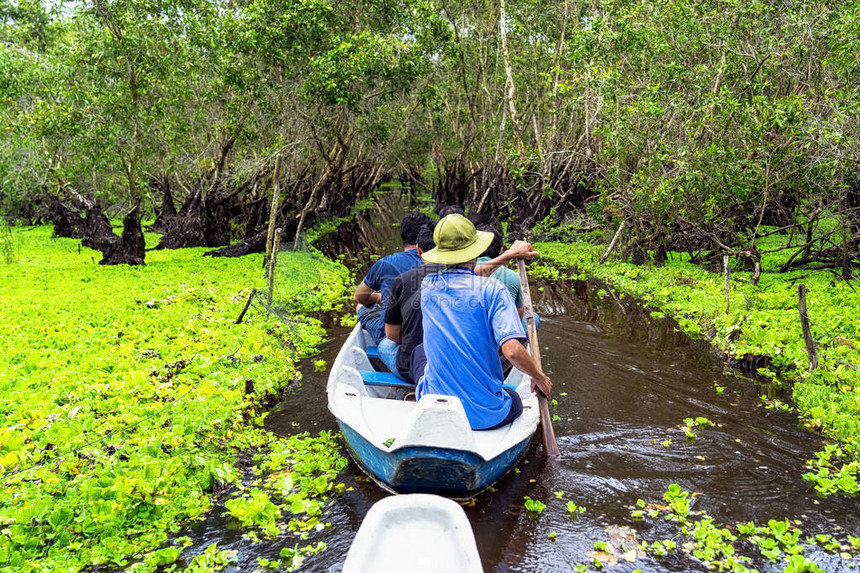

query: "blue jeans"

left=357, top=304, right=384, bottom=343
left=377, top=338, right=404, bottom=379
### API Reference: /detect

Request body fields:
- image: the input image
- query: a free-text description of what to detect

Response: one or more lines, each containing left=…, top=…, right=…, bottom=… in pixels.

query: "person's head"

left=400, top=212, right=434, bottom=246
left=422, top=214, right=493, bottom=267
left=476, top=224, right=504, bottom=258
left=416, top=223, right=436, bottom=256
left=438, top=205, right=465, bottom=218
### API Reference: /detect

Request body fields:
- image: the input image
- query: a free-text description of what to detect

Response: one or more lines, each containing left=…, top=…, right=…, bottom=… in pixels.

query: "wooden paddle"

left=517, top=258, right=560, bottom=458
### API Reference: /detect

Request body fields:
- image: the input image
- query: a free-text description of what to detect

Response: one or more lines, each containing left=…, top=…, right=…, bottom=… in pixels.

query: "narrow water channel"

left=179, top=188, right=859, bottom=572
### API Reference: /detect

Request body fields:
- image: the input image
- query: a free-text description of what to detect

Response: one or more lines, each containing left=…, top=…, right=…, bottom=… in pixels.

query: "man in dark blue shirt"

left=353, top=212, right=432, bottom=343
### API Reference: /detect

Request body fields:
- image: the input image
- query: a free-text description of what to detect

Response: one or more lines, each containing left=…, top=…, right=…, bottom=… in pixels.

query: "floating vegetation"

left=619, top=484, right=859, bottom=572
left=523, top=496, right=547, bottom=515
left=0, top=229, right=351, bottom=570
left=802, top=444, right=860, bottom=497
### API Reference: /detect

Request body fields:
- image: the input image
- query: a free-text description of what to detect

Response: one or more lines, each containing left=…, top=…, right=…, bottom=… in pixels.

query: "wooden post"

left=517, top=259, right=560, bottom=458
left=599, top=220, right=626, bottom=264
left=235, top=288, right=257, bottom=324
left=723, top=255, right=730, bottom=313
left=798, top=284, right=818, bottom=371
left=264, top=155, right=283, bottom=271
left=267, top=228, right=282, bottom=306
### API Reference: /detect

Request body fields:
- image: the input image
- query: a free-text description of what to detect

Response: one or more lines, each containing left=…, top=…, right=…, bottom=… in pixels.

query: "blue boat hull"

left=338, top=420, right=533, bottom=498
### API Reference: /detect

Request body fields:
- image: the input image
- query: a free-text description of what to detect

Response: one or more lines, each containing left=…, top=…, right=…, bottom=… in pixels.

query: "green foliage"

left=633, top=485, right=853, bottom=572
left=662, top=484, right=691, bottom=521
left=223, top=430, right=345, bottom=544
left=184, top=543, right=237, bottom=573
left=225, top=490, right=282, bottom=537
left=565, top=501, right=585, bottom=517
left=680, top=416, right=715, bottom=440
left=802, top=444, right=860, bottom=497
left=0, top=228, right=349, bottom=570
left=523, top=496, right=546, bottom=514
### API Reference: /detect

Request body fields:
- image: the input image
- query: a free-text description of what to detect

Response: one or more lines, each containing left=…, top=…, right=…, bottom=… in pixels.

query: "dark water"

left=177, top=189, right=860, bottom=572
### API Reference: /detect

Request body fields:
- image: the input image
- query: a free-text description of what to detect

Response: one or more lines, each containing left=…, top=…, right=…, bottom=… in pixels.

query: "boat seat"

left=359, top=370, right=415, bottom=390
left=365, top=346, right=379, bottom=359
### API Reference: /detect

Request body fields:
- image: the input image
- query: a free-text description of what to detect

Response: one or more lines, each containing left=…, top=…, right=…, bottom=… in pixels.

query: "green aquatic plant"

left=684, top=417, right=714, bottom=428
left=184, top=543, right=238, bottom=573
left=0, top=227, right=351, bottom=570
left=783, top=554, right=825, bottom=573
left=225, top=490, right=282, bottom=537
left=810, top=534, right=841, bottom=553
left=632, top=485, right=850, bottom=572
left=523, top=496, right=546, bottom=514
left=663, top=483, right=692, bottom=521
left=566, top=501, right=585, bottom=516
left=262, top=542, right=329, bottom=572
left=640, top=539, right=677, bottom=558
left=802, top=444, right=860, bottom=497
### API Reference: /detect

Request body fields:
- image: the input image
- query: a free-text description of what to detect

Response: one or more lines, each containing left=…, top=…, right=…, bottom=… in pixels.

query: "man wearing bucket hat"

left=412, top=214, right=552, bottom=431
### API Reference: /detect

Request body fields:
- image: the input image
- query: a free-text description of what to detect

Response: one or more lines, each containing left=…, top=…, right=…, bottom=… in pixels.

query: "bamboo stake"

left=723, top=255, right=731, bottom=313
left=517, top=259, right=560, bottom=458
left=264, top=155, right=283, bottom=271
left=798, top=284, right=818, bottom=371
left=267, top=228, right=282, bottom=306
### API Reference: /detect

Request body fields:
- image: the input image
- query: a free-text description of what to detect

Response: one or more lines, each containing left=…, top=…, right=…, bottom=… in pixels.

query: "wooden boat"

left=327, top=324, right=539, bottom=499
left=342, top=493, right=482, bottom=573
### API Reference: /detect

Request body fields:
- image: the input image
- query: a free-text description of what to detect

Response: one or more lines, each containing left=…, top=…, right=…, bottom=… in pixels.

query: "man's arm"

left=475, top=240, right=538, bottom=277
left=385, top=323, right=403, bottom=344
left=501, top=338, right=552, bottom=397
left=353, top=282, right=381, bottom=306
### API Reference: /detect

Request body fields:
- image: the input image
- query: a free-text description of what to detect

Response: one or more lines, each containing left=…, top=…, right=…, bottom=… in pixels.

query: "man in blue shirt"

left=353, top=212, right=432, bottom=343
left=414, top=215, right=552, bottom=430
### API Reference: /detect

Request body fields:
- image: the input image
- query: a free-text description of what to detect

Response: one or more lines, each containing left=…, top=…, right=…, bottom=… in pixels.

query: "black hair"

left=417, top=223, right=436, bottom=252
left=438, top=205, right=465, bottom=218
left=476, top=224, right=504, bottom=259
left=400, top=212, right=433, bottom=245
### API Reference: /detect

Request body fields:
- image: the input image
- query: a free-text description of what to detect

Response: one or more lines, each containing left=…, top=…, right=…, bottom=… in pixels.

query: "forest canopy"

left=0, top=0, right=858, bottom=271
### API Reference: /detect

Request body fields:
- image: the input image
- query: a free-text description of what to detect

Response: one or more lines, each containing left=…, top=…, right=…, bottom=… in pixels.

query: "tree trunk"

left=57, top=187, right=145, bottom=265
left=498, top=0, right=524, bottom=151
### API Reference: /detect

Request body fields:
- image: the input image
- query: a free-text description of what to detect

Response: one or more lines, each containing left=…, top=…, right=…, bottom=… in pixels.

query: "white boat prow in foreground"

left=342, top=494, right=482, bottom=573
